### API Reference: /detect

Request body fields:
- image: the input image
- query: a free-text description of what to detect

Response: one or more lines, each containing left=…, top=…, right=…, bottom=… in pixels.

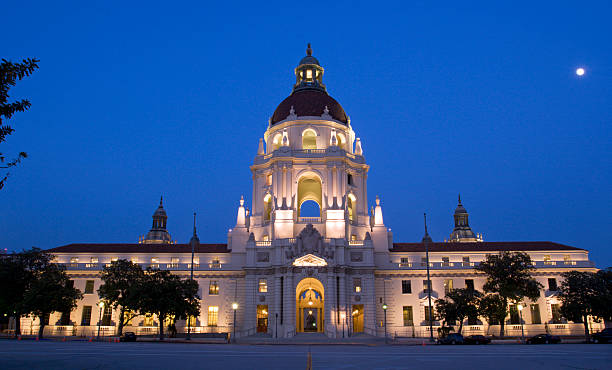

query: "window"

left=131, top=257, right=138, bottom=264
left=347, top=174, right=354, bottom=185
left=210, top=258, right=221, bottom=268
left=548, top=278, right=558, bottom=291
left=262, top=234, right=269, bottom=241
left=143, top=313, right=155, bottom=326
left=266, top=174, right=272, bottom=186
left=259, top=279, right=268, bottom=293
left=465, top=279, right=474, bottom=291
left=90, top=257, right=98, bottom=264
left=551, top=304, right=563, bottom=323
left=401, top=280, right=412, bottom=294
left=423, top=280, right=431, bottom=293
left=193, top=257, right=200, bottom=266
left=563, top=255, right=572, bottom=265
left=42, top=313, right=50, bottom=326
left=400, top=257, right=410, bottom=267
left=442, top=257, right=450, bottom=267
left=509, top=305, right=520, bottom=325
left=101, top=306, right=112, bottom=326
left=403, top=306, right=414, bottom=326
left=347, top=194, right=356, bottom=223
left=81, top=306, right=92, bottom=326
left=60, top=310, right=71, bottom=325
left=543, top=255, right=552, bottom=265
left=444, top=279, right=453, bottom=295
left=209, top=281, right=219, bottom=295
left=424, top=306, right=434, bottom=322
left=530, top=304, right=541, bottom=324
left=84, top=280, right=95, bottom=294
left=302, top=129, right=317, bottom=150
left=69, top=257, right=78, bottom=266
left=151, top=257, right=159, bottom=264
left=111, top=257, right=118, bottom=262
left=170, top=257, right=179, bottom=267
left=353, top=278, right=362, bottom=293
left=421, top=257, right=428, bottom=267
left=462, top=256, right=470, bottom=266
left=186, top=315, right=197, bottom=327
left=263, top=194, right=273, bottom=222
left=208, top=306, right=219, bottom=326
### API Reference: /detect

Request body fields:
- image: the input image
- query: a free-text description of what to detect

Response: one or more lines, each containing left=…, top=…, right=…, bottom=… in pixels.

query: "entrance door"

left=257, top=305, right=268, bottom=333
left=303, top=308, right=319, bottom=332
left=352, top=305, right=364, bottom=333
left=295, top=277, right=325, bottom=333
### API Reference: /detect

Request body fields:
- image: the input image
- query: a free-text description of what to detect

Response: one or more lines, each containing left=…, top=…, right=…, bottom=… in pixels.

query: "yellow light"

left=340, top=312, right=346, bottom=320
left=99, top=301, right=105, bottom=308
left=308, top=310, right=313, bottom=315
left=576, top=67, right=585, bottom=76
left=517, top=304, right=523, bottom=311
left=232, top=303, right=238, bottom=310
left=308, top=301, right=313, bottom=306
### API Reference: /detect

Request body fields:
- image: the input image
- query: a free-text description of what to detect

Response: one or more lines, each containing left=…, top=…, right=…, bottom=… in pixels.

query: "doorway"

left=257, top=305, right=268, bottom=333
left=296, top=277, right=325, bottom=333
left=352, top=305, right=364, bottom=333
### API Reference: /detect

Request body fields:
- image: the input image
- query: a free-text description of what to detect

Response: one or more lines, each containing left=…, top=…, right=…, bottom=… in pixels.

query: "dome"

left=270, top=89, right=348, bottom=125
left=298, top=55, right=320, bottom=66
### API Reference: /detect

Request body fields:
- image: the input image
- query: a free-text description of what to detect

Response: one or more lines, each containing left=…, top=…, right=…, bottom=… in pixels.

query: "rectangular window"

left=548, top=278, right=558, bottom=291
left=509, top=305, right=520, bottom=325
left=42, top=313, right=50, bottom=326
left=208, top=306, right=219, bottom=326
left=400, top=257, right=410, bottom=267
left=210, top=258, right=221, bottom=268
left=530, top=304, right=541, bottom=324
left=131, top=257, right=138, bottom=264
left=259, top=279, right=268, bottom=293
left=421, top=257, right=427, bottom=267
left=551, top=304, right=562, bottom=323
left=209, top=281, right=219, bottom=295
left=266, top=174, right=272, bottom=186
left=442, top=257, right=450, bottom=267
left=465, top=279, right=474, bottom=291
left=423, top=280, right=431, bottom=293
left=143, top=313, right=154, bottom=326
left=401, top=280, right=412, bottom=294
left=563, top=255, right=572, bottom=265
left=90, top=257, right=98, bottom=264
left=543, top=255, right=552, bottom=265
left=101, top=306, right=112, bottom=326
left=424, top=306, right=434, bottom=322
left=353, top=278, right=362, bottom=293
left=84, top=280, right=95, bottom=294
left=462, top=256, right=470, bottom=266
left=347, top=174, right=354, bottom=185
left=444, top=279, right=453, bottom=295
left=402, top=306, right=413, bottom=326
left=170, top=257, right=179, bottom=267
left=81, top=306, right=92, bottom=326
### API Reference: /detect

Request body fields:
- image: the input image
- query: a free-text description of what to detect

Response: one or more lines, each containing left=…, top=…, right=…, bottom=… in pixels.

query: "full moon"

left=576, top=67, right=585, bottom=76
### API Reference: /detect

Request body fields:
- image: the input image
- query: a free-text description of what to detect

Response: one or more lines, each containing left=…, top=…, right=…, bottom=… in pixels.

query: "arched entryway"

left=296, top=277, right=324, bottom=333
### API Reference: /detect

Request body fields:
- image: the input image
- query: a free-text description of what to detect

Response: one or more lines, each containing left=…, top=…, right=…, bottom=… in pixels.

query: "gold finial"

left=306, top=43, right=312, bottom=56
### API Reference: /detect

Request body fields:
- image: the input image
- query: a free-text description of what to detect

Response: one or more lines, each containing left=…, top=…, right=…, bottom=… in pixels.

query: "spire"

left=421, top=213, right=433, bottom=243
left=192, top=212, right=197, bottom=237
left=306, top=42, right=312, bottom=56
left=190, top=212, right=200, bottom=245
left=160, top=195, right=163, bottom=206
left=458, top=193, right=461, bottom=204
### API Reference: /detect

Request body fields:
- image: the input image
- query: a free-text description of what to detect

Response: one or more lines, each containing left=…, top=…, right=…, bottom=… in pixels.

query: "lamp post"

left=382, top=304, right=388, bottom=344
left=517, top=304, right=525, bottom=344
left=187, top=212, right=198, bottom=341
left=424, top=213, right=434, bottom=343
left=97, top=301, right=104, bottom=341
left=275, top=313, right=278, bottom=339
left=340, top=312, right=346, bottom=338
left=232, top=302, right=238, bottom=343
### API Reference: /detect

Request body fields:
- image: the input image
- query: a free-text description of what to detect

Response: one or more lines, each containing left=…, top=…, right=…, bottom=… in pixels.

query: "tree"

left=559, top=270, right=610, bottom=342
left=135, top=268, right=200, bottom=340
left=0, top=248, right=53, bottom=337
left=98, top=259, right=144, bottom=336
left=22, top=263, right=82, bottom=338
left=435, top=288, right=481, bottom=335
left=0, top=58, right=39, bottom=190
left=593, top=268, right=612, bottom=322
left=476, top=252, right=542, bottom=337
left=478, top=293, right=508, bottom=336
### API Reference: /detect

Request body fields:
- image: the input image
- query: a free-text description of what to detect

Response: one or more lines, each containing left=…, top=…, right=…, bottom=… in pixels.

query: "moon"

left=576, top=67, right=585, bottom=76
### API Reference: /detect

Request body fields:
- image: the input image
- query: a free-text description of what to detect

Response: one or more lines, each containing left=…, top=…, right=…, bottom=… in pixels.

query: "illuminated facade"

left=41, top=45, right=601, bottom=339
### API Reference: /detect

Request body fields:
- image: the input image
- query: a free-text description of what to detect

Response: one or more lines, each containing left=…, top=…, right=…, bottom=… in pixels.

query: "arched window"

left=299, top=200, right=321, bottom=217
left=347, top=194, right=357, bottom=223
left=302, top=129, right=317, bottom=150
left=297, top=174, right=322, bottom=218
left=272, top=133, right=282, bottom=152
left=336, top=132, right=346, bottom=151
left=263, top=194, right=272, bottom=222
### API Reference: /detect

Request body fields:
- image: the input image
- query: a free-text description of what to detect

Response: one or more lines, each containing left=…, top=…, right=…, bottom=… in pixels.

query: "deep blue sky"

left=2, top=1, right=611, bottom=266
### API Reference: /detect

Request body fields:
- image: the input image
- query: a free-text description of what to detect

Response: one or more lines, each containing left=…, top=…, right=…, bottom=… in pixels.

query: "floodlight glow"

left=576, top=68, right=585, bottom=76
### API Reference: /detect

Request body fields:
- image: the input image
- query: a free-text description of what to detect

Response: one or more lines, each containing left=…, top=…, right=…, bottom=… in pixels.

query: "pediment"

left=293, top=254, right=327, bottom=267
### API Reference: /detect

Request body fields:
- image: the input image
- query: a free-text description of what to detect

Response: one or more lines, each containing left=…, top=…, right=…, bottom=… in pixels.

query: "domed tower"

left=141, top=196, right=172, bottom=244
left=229, top=44, right=388, bottom=253
left=449, top=195, right=482, bottom=242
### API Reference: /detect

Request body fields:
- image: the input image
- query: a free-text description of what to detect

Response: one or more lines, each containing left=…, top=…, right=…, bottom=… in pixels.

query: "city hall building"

left=39, top=45, right=600, bottom=339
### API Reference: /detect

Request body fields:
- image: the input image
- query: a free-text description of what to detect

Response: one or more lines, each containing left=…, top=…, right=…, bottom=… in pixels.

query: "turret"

left=141, top=196, right=172, bottom=244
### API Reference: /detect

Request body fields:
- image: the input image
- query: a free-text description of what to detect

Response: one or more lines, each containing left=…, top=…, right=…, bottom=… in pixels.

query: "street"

left=0, top=341, right=610, bottom=369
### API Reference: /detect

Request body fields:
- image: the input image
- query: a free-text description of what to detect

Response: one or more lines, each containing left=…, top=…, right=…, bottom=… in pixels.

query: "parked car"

left=526, top=334, right=561, bottom=344
left=437, top=333, right=464, bottom=345
left=591, top=328, right=612, bottom=344
left=464, top=335, right=491, bottom=345
left=120, top=332, right=137, bottom=342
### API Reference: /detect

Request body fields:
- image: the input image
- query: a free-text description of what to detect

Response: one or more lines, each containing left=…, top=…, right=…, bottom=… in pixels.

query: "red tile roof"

left=47, top=243, right=229, bottom=254
left=391, top=241, right=583, bottom=253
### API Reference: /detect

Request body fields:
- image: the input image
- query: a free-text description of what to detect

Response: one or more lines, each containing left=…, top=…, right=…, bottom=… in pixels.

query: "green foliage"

left=594, top=268, right=612, bottom=322
left=0, top=58, right=39, bottom=189
left=476, top=252, right=543, bottom=337
left=98, top=259, right=144, bottom=335
left=435, top=288, right=482, bottom=334
left=134, top=268, right=200, bottom=340
left=559, top=270, right=611, bottom=341
left=478, top=293, right=507, bottom=329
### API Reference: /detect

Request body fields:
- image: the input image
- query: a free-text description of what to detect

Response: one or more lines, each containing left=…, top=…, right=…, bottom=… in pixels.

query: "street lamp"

left=340, top=312, right=346, bottom=338
left=382, top=304, right=388, bottom=344
left=423, top=213, right=434, bottom=343
left=517, top=304, right=525, bottom=344
left=232, top=302, right=238, bottom=343
left=97, top=301, right=104, bottom=341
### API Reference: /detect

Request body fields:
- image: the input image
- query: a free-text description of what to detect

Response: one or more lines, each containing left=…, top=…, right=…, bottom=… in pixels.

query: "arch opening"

left=263, top=193, right=272, bottom=222
left=297, top=174, right=322, bottom=218
left=302, top=129, right=317, bottom=150
left=296, top=277, right=325, bottom=333
left=347, top=193, right=357, bottom=223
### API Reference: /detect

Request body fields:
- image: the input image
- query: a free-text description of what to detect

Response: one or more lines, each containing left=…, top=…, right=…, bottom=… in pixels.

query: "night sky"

left=2, top=2, right=611, bottom=266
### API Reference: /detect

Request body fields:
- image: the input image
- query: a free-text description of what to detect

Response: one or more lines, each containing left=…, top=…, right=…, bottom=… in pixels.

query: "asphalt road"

left=0, top=341, right=610, bottom=369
